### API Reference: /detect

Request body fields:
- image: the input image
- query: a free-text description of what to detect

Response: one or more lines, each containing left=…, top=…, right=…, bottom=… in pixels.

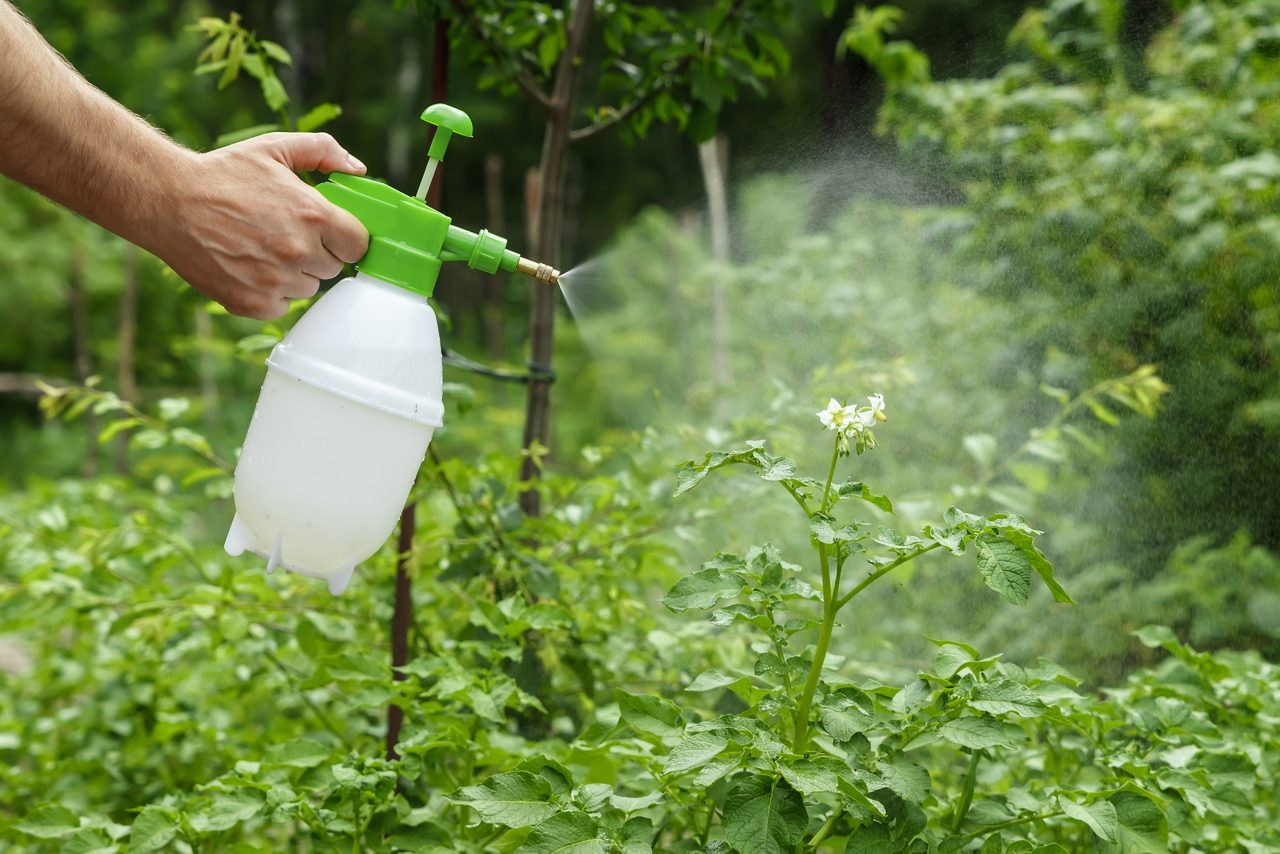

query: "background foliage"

left=1, top=0, right=1278, bottom=851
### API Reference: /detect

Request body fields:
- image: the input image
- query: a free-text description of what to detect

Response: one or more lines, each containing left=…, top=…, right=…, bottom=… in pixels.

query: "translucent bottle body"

left=225, top=273, right=443, bottom=594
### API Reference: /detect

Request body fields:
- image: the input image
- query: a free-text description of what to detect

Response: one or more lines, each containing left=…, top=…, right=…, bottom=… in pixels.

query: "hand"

left=157, top=132, right=370, bottom=320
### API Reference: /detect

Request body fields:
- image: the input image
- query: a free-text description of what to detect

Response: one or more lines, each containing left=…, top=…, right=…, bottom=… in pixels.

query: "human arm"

left=0, top=1, right=368, bottom=319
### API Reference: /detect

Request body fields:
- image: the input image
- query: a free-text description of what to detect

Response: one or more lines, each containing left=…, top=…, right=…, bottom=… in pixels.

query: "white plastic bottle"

left=224, top=272, right=443, bottom=594
left=223, top=105, right=558, bottom=595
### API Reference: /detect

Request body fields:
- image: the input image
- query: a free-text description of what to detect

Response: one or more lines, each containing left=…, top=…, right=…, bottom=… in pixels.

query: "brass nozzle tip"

left=517, top=257, right=561, bottom=285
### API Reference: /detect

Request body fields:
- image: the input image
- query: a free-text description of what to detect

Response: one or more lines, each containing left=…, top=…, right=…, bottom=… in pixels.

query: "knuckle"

left=300, top=200, right=327, bottom=226
left=271, top=235, right=310, bottom=263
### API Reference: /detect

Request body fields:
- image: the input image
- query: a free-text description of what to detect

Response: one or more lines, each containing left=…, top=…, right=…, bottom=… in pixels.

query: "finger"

left=235, top=294, right=290, bottom=322
left=320, top=202, right=370, bottom=264
left=302, top=247, right=346, bottom=281
left=264, top=132, right=367, bottom=175
left=280, top=272, right=322, bottom=301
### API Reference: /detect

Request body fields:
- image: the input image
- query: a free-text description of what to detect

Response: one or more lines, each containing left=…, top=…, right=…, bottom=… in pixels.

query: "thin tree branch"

left=447, top=0, right=553, bottom=113
left=569, top=0, right=749, bottom=144
left=569, top=90, right=659, bottom=143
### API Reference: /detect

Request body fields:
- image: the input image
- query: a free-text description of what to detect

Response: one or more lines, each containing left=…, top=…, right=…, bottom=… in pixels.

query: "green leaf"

left=722, top=775, right=808, bottom=854
left=685, top=669, right=744, bottom=692
left=188, top=789, right=264, bottom=833
left=537, top=33, right=561, bottom=72
left=1106, top=792, right=1168, bottom=853
left=873, top=756, right=930, bottom=804
left=938, top=716, right=1024, bottom=749
left=447, top=771, right=556, bottom=828
left=65, top=827, right=116, bottom=854
left=610, top=791, right=664, bottom=812
left=662, top=567, right=743, bottom=612
left=663, top=733, right=728, bottom=774
left=810, top=513, right=860, bottom=544
left=126, top=807, right=177, bottom=852
left=755, top=452, right=798, bottom=481
left=260, top=73, right=289, bottom=111
left=98, top=417, right=142, bottom=444
left=778, top=756, right=848, bottom=795
left=845, top=825, right=893, bottom=853
left=265, top=737, right=331, bottom=768
left=834, top=480, right=894, bottom=512
left=1060, top=797, right=1117, bottom=842
left=516, top=757, right=575, bottom=795
left=1001, top=529, right=1074, bottom=604
left=673, top=445, right=763, bottom=497
left=975, top=533, right=1031, bottom=605
left=819, top=704, right=873, bottom=741
left=14, top=805, right=81, bottom=839
left=963, top=433, right=998, bottom=468
left=970, top=678, right=1044, bottom=718
left=694, top=755, right=742, bottom=787
left=616, top=689, right=683, bottom=739
left=933, top=643, right=976, bottom=679
left=258, top=40, right=292, bottom=65
left=157, top=397, right=190, bottom=422
left=1133, top=625, right=1178, bottom=649
left=576, top=784, right=612, bottom=813
left=297, top=103, right=342, bottom=133
left=516, top=811, right=605, bottom=854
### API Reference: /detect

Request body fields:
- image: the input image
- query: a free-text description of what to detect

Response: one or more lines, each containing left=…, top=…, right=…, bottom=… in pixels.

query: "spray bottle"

left=223, top=104, right=559, bottom=594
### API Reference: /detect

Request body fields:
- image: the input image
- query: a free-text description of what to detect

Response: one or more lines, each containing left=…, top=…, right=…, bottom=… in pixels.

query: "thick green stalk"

left=791, top=598, right=836, bottom=753
left=820, top=440, right=840, bottom=512
left=952, top=749, right=980, bottom=832
left=807, top=806, right=842, bottom=849
left=792, top=436, right=843, bottom=752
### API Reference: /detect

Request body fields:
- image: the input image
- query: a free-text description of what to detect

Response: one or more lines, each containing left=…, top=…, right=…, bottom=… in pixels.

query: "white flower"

left=857, top=393, right=886, bottom=427
left=817, top=398, right=860, bottom=433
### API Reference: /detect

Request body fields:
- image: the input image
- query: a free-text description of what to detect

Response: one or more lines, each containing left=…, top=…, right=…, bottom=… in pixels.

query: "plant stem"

left=791, top=595, right=836, bottom=753
left=821, top=440, right=840, bottom=512
left=792, top=436, right=844, bottom=752
left=836, top=543, right=942, bottom=609
left=952, top=749, right=980, bottom=832
left=819, top=544, right=831, bottom=601
left=807, top=806, right=842, bottom=849
left=782, top=482, right=812, bottom=516
left=955, top=810, right=1062, bottom=841
left=699, top=800, right=716, bottom=846
left=263, top=649, right=352, bottom=749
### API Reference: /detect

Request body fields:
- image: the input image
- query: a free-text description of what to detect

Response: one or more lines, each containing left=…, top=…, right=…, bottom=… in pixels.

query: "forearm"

left=0, top=1, right=191, bottom=254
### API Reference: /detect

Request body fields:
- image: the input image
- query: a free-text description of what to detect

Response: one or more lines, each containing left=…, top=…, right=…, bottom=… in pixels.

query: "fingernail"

left=346, top=154, right=366, bottom=173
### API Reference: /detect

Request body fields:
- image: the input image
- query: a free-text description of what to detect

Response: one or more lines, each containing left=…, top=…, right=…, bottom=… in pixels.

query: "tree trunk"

left=519, top=0, right=595, bottom=516
left=698, top=134, right=732, bottom=408
left=68, top=243, right=97, bottom=478
left=115, top=246, right=139, bottom=474
left=388, top=16, right=448, bottom=763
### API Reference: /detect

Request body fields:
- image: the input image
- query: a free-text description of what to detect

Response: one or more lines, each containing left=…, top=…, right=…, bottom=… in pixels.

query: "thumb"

left=266, top=132, right=367, bottom=175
